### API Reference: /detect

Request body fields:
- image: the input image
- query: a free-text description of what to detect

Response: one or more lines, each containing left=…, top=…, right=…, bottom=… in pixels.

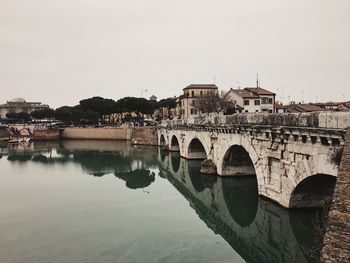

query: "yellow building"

left=179, top=84, right=219, bottom=119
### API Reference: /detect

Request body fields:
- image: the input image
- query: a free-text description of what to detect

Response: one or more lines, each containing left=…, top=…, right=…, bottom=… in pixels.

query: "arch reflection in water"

left=158, top=151, right=322, bottom=263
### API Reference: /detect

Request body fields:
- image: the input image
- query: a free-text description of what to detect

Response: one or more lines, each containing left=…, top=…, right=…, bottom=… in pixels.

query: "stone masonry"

left=320, top=128, right=350, bottom=262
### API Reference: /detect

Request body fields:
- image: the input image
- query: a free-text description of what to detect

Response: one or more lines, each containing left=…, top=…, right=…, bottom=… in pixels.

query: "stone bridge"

left=157, top=112, right=350, bottom=208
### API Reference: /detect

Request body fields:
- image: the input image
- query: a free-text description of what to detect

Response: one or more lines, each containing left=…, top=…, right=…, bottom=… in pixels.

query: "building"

left=275, top=101, right=288, bottom=113
left=286, top=103, right=325, bottom=113
left=179, top=84, right=219, bottom=119
left=149, top=95, right=157, bottom=102
left=313, top=101, right=350, bottom=111
left=223, top=87, right=276, bottom=113
left=0, top=98, right=49, bottom=119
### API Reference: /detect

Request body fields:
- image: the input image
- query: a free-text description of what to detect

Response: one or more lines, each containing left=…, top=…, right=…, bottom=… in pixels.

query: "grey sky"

left=0, top=0, right=349, bottom=108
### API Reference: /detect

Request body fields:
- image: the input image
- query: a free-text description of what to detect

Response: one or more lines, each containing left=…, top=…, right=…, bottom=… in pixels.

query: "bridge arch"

left=170, top=135, right=180, bottom=152
left=221, top=145, right=256, bottom=176
left=289, top=173, right=336, bottom=208
left=159, top=134, right=166, bottom=147
left=187, top=138, right=207, bottom=159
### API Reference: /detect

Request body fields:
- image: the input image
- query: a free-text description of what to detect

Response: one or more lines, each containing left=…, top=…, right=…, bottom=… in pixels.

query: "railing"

left=160, top=112, right=350, bottom=130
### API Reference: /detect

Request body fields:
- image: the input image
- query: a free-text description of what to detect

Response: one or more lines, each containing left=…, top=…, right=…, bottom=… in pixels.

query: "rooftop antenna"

left=236, top=81, right=240, bottom=89
left=256, top=73, right=259, bottom=88
left=301, top=89, right=304, bottom=103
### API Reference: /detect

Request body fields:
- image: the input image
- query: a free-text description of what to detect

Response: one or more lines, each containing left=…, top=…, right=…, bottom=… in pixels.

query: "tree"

left=16, top=112, right=31, bottom=121
left=85, top=110, right=100, bottom=122
left=31, top=108, right=55, bottom=119
left=79, top=97, right=116, bottom=117
left=193, top=91, right=236, bottom=114
left=115, top=97, right=155, bottom=115
left=54, top=106, right=73, bottom=121
left=70, top=110, right=85, bottom=122
left=157, top=98, right=176, bottom=109
left=6, top=112, right=18, bottom=119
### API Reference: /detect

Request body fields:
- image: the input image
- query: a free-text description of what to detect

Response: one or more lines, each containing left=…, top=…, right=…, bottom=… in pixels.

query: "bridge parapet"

left=162, top=112, right=350, bottom=130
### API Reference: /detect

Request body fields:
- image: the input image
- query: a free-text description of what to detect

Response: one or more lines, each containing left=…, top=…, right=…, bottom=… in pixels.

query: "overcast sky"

left=0, top=0, right=349, bottom=108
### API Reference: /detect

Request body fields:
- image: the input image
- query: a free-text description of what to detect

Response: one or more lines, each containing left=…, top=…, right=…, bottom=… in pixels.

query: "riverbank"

left=60, top=125, right=157, bottom=145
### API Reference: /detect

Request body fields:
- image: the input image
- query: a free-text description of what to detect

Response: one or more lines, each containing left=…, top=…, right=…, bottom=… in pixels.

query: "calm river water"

left=0, top=140, right=322, bottom=263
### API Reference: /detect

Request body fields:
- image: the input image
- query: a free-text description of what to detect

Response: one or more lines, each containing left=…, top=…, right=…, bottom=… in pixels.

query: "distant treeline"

left=6, top=96, right=176, bottom=123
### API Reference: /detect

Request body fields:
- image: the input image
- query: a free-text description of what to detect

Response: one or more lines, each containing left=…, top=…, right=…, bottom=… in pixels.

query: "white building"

left=0, top=98, right=49, bottom=119
left=224, top=87, right=276, bottom=113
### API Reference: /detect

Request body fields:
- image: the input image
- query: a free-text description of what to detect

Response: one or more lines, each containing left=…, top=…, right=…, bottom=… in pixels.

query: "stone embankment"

left=60, top=125, right=158, bottom=145
left=320, top=128, right=350, bottom=262
left=0, top=126, right=10, bottom=141
left=60, top=125, right=133, bottom=140
left=131, top=127, right=157, bottom=145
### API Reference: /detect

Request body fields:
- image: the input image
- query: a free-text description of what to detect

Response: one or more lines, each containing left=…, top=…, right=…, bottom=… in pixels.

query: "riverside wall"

left=0, top=127, right=10, bottom=141
left=60, top=126, right=157, bottom=145
left=320, top=128, right=350, bottom=262
left=131, top=127, right=158, bottom=145
left=60, top=126, right=133, bottom=140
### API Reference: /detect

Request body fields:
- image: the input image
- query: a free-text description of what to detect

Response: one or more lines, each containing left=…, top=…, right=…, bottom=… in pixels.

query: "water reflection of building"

left=158, top=151, right=320, bottom=263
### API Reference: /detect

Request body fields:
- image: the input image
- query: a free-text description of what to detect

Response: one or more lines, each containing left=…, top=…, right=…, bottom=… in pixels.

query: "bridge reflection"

left=1, top=141, right=322, bottom=262
left=159, top=150, right=322, bottom=263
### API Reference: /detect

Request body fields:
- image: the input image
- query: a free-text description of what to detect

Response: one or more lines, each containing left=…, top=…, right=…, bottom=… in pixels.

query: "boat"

left=8, top=137, right=30, bottom=144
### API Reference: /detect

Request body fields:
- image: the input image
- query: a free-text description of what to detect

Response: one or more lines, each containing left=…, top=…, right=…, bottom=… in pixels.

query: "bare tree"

left=193, top=90, right=238, bottom=114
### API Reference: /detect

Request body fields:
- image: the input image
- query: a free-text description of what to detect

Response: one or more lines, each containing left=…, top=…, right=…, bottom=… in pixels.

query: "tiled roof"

left=287, top=104, right=324, bottom=113
left=183, top=84, right=218, bottom=90
left=227, top=89, right=259, bottom=99
left=244, top=87, right=276, bottom=96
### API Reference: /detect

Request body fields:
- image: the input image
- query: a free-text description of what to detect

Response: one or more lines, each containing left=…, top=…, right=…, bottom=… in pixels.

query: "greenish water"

left=0, top=140, right=323, bottom=263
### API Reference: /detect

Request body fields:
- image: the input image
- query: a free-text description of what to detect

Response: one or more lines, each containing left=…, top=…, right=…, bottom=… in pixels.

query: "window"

left=245, top=110, right=248, bottom=113
left=200, top=91, right=203, bottom=96
left=191, top=91, right=195, bottom=97
left=244, top=100, right=249, bottom=105
left=254, top=100, right=260, bottom=105
left=262, top=97, right=273, bottom=104
left=190, top=109, right=197, bottom=115
left=256, top=110, right=259, bottom=112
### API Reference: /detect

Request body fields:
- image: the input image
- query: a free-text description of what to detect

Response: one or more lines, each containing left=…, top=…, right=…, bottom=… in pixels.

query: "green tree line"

left=6, top=96, right=176, bottom=123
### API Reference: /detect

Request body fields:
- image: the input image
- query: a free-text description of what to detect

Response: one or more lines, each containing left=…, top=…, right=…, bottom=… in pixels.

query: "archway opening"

left=170, top=136, right=180, bottom=152
left=289, top=174, right=336, bottom=209
left=187, top=138, right=207, bottom=159
left=222, top=145, right=256, bottom=176
left=159, top=134, right=165, bottom=147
